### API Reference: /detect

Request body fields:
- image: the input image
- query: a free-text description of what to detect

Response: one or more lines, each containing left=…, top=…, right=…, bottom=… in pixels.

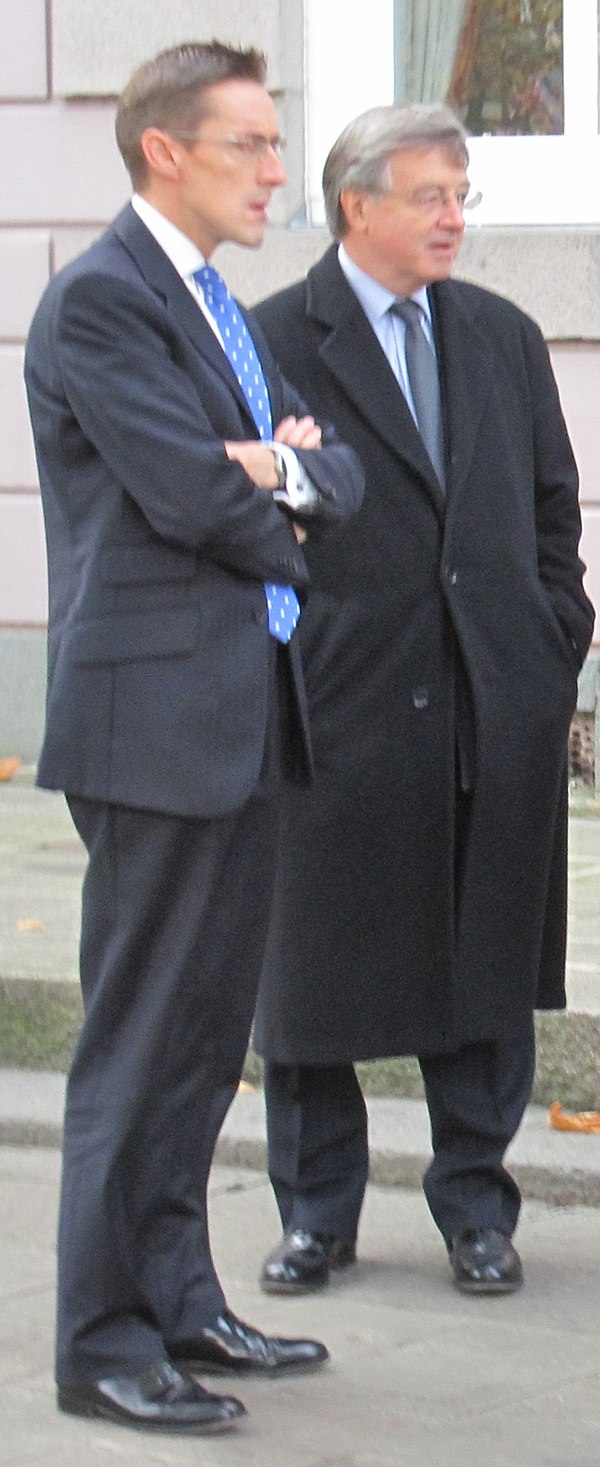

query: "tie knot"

left=391, top=297, right=422, bottom=329
left=193, top=264, right=229, bottom=307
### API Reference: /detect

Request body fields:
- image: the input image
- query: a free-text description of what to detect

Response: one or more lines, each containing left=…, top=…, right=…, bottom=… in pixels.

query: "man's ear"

left=339, top=187, right=371, bottom=234
left=139, top=127, right=184, bottom=181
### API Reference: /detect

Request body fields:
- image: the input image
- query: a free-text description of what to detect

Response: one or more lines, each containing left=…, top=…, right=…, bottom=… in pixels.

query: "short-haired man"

left=252, top=104, right=594, bottom=1299
left=24, top=42, right=363, bottom=1435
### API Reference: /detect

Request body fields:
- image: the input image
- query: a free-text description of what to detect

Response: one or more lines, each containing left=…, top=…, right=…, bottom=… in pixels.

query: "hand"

left=274, top=416, right=322, bottom=451
left=224, top=441, right=279, bottom=489
left=293, top=524, right=307, bottom=544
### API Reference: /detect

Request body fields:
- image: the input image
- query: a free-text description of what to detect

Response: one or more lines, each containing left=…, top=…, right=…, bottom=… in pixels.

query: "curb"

left=1, top=1074, right=600, bottom=1208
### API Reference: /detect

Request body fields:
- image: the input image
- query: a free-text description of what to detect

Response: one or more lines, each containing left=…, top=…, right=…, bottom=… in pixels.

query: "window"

left=305, top=0, right=600, bottom=224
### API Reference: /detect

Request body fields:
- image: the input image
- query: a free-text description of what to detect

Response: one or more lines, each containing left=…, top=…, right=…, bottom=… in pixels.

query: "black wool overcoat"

left=252, top=245, right=595, bottom=1064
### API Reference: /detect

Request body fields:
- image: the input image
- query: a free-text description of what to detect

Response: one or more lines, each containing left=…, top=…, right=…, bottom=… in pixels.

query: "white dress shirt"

left=131, top=194, right=316, bottom=511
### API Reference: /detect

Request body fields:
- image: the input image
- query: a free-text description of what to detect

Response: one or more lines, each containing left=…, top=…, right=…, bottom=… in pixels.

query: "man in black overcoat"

left=252, top=103, right=595, bottom=1299
left=24, top=42, right=363, bottom=1435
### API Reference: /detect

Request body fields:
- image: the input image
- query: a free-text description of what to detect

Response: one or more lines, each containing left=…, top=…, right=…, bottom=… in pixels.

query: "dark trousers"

left=264, top=1020, right=535, bottom=1247
left=57, top=785, right=279, bottom=1387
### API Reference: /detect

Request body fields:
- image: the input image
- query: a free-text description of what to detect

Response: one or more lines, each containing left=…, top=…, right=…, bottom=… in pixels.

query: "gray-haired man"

left=252, top=103, right=594, bottom=1297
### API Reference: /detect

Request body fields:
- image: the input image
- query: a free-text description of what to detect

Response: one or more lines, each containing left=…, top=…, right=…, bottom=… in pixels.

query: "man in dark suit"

left=252, top=104, right=594, bottom=1300
left=24, top=41, right=363, bottom=1436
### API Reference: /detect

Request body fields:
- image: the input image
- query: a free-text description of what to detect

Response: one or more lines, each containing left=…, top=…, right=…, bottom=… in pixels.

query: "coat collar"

left=305, top=245, right=494, bottom=509
left=110, top=204, right=267, bottom=432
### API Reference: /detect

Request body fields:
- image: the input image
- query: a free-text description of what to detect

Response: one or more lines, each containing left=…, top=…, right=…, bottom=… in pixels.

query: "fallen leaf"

left=0, top=757, right=22, bottom=782
left=16, top=918, right=46, bottom=932
left=237, top=1081, right=254, bottom=1093
left=548, top=1101, right=600, bottom=1134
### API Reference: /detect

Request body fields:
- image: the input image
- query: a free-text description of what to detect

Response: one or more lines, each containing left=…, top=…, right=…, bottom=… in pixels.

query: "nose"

left=260, top=144, right=286, bottom=186
left=439, top=195, right=466, bottom=228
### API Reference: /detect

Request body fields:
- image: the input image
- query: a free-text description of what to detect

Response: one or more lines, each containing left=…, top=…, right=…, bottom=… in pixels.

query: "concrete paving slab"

left=0, top=1149, right=599, bottom=1467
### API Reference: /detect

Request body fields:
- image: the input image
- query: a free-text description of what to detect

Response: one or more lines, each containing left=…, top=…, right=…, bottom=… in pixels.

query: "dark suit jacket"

left=24, top=209, right=363, bottom=819
left=253, top=245, right=595, bottom=1061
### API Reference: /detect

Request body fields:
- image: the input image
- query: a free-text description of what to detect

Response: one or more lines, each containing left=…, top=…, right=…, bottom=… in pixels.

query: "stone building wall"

left=0, top=0, right=598, bottom=758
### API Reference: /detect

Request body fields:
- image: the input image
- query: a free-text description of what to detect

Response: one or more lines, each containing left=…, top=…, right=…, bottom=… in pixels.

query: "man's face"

left=145, top=79, right=286, bottom=256
left=341, top=145, right=468, bottom=295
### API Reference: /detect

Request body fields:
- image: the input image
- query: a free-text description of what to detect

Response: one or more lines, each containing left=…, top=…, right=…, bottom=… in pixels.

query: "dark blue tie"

left=194, top=264, right=300, bottom=643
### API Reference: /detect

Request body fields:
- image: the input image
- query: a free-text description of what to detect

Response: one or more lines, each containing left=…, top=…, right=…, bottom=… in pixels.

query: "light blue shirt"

left=338, top=243, right=436, bottom=428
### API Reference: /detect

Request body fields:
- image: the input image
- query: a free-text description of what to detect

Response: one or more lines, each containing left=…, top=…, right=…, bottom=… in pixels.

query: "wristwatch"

left=272, top=449, right=287, bottom=491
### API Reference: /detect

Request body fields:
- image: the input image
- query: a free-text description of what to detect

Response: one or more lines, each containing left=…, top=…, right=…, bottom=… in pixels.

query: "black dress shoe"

left=170, top=1308, right=329, bottom=1374
left=260, top=1228, right=357, bottom=1294
left=57, top=1360, right=245, bottom=1433
left=449, top=1228, right=524, bottom=1295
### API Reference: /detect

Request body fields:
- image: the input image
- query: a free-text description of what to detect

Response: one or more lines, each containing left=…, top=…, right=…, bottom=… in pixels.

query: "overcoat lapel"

left=430, top=280, right=495, bottom=503
left=111, top=205, right=265, bottom=436
left=306, top=247, right=445, bottom=515
left=307, top=251, right=444, bottom=506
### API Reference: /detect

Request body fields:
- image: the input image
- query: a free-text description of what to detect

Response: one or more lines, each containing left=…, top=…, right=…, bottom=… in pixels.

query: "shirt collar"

left=338, top=242, right=431, bottom=327
left=131, top=194, right=207, bottom=282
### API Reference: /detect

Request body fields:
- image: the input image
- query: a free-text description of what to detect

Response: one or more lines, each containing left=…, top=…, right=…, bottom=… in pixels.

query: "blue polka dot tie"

left=194, top=264, right=300, bottom=644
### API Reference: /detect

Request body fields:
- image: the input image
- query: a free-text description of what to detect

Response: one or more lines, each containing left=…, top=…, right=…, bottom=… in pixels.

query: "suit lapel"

left=111, top=206, right=262, bottom=434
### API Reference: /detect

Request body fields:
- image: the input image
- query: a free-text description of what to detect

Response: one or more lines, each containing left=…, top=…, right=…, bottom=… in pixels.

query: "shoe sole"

left=57, top=1394, right=242, bottom=1434
left=177, top=1356, right=329, bottom=1376
left=452, top=1276, right=523, bottom=1295
left=260, top=1276, right=329, bottom=1295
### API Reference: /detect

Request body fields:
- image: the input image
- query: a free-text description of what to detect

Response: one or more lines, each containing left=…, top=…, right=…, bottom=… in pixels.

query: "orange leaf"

left=548, top=1101, right=600, bottom=1134
left=0, top=756, right=22, bottom=782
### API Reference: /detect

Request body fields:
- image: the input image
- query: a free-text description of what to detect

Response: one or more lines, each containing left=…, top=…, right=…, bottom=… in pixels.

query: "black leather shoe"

left=260, top=1228, right=357, bottom=1294
left=170, top=1308, right=329, bottom=1374
left=449, top=1228, right=524, bottom=1295
left=57, top=1360, right=245, bottom=1433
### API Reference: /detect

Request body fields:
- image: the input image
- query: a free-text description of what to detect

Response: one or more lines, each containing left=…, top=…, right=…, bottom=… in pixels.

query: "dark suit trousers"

left=264, top=1022, right=535, bottom=1246
left=57, top=759, right=280, bottom=1386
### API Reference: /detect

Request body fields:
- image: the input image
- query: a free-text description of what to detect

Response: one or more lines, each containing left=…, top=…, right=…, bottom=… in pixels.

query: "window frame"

left=304, top=0, right=600, bottom=227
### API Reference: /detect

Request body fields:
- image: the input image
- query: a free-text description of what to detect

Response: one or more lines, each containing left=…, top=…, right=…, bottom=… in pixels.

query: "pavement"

left=1, top=766, right=600, bottom=1463
left=3, top=1148, right=600, bottom=1466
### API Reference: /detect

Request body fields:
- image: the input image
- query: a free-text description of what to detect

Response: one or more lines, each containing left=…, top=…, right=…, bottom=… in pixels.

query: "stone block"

left=0, top=103, right=128, bottom=225
left=215, top=225, right=329, bottom=304
left=579, top=509, right=600, bottom=633
left=52, top=228, right=103, bottom=274
left=0, top=630, right=46, bottom=761
left=457, top=228, right=600, bottom=340
left=0, top=0, right=47, bottom=100
left=0, top=494, right=47, bottom=624
left=0, top=349, right=38, bottom=488
left=52, top=0, right=282, bottom=96
left=550, top=345, right=600, bottom=500
left=0, top=233, right=50, bottom=339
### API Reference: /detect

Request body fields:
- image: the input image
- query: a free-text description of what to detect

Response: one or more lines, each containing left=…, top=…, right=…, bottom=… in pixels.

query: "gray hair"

left=322, top=103, right=469, bottom=239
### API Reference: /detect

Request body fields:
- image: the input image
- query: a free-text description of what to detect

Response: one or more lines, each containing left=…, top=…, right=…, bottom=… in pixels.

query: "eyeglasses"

left=384, top=186, right=483, bottom=213
left=173, top=132, right=285, bottom=160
